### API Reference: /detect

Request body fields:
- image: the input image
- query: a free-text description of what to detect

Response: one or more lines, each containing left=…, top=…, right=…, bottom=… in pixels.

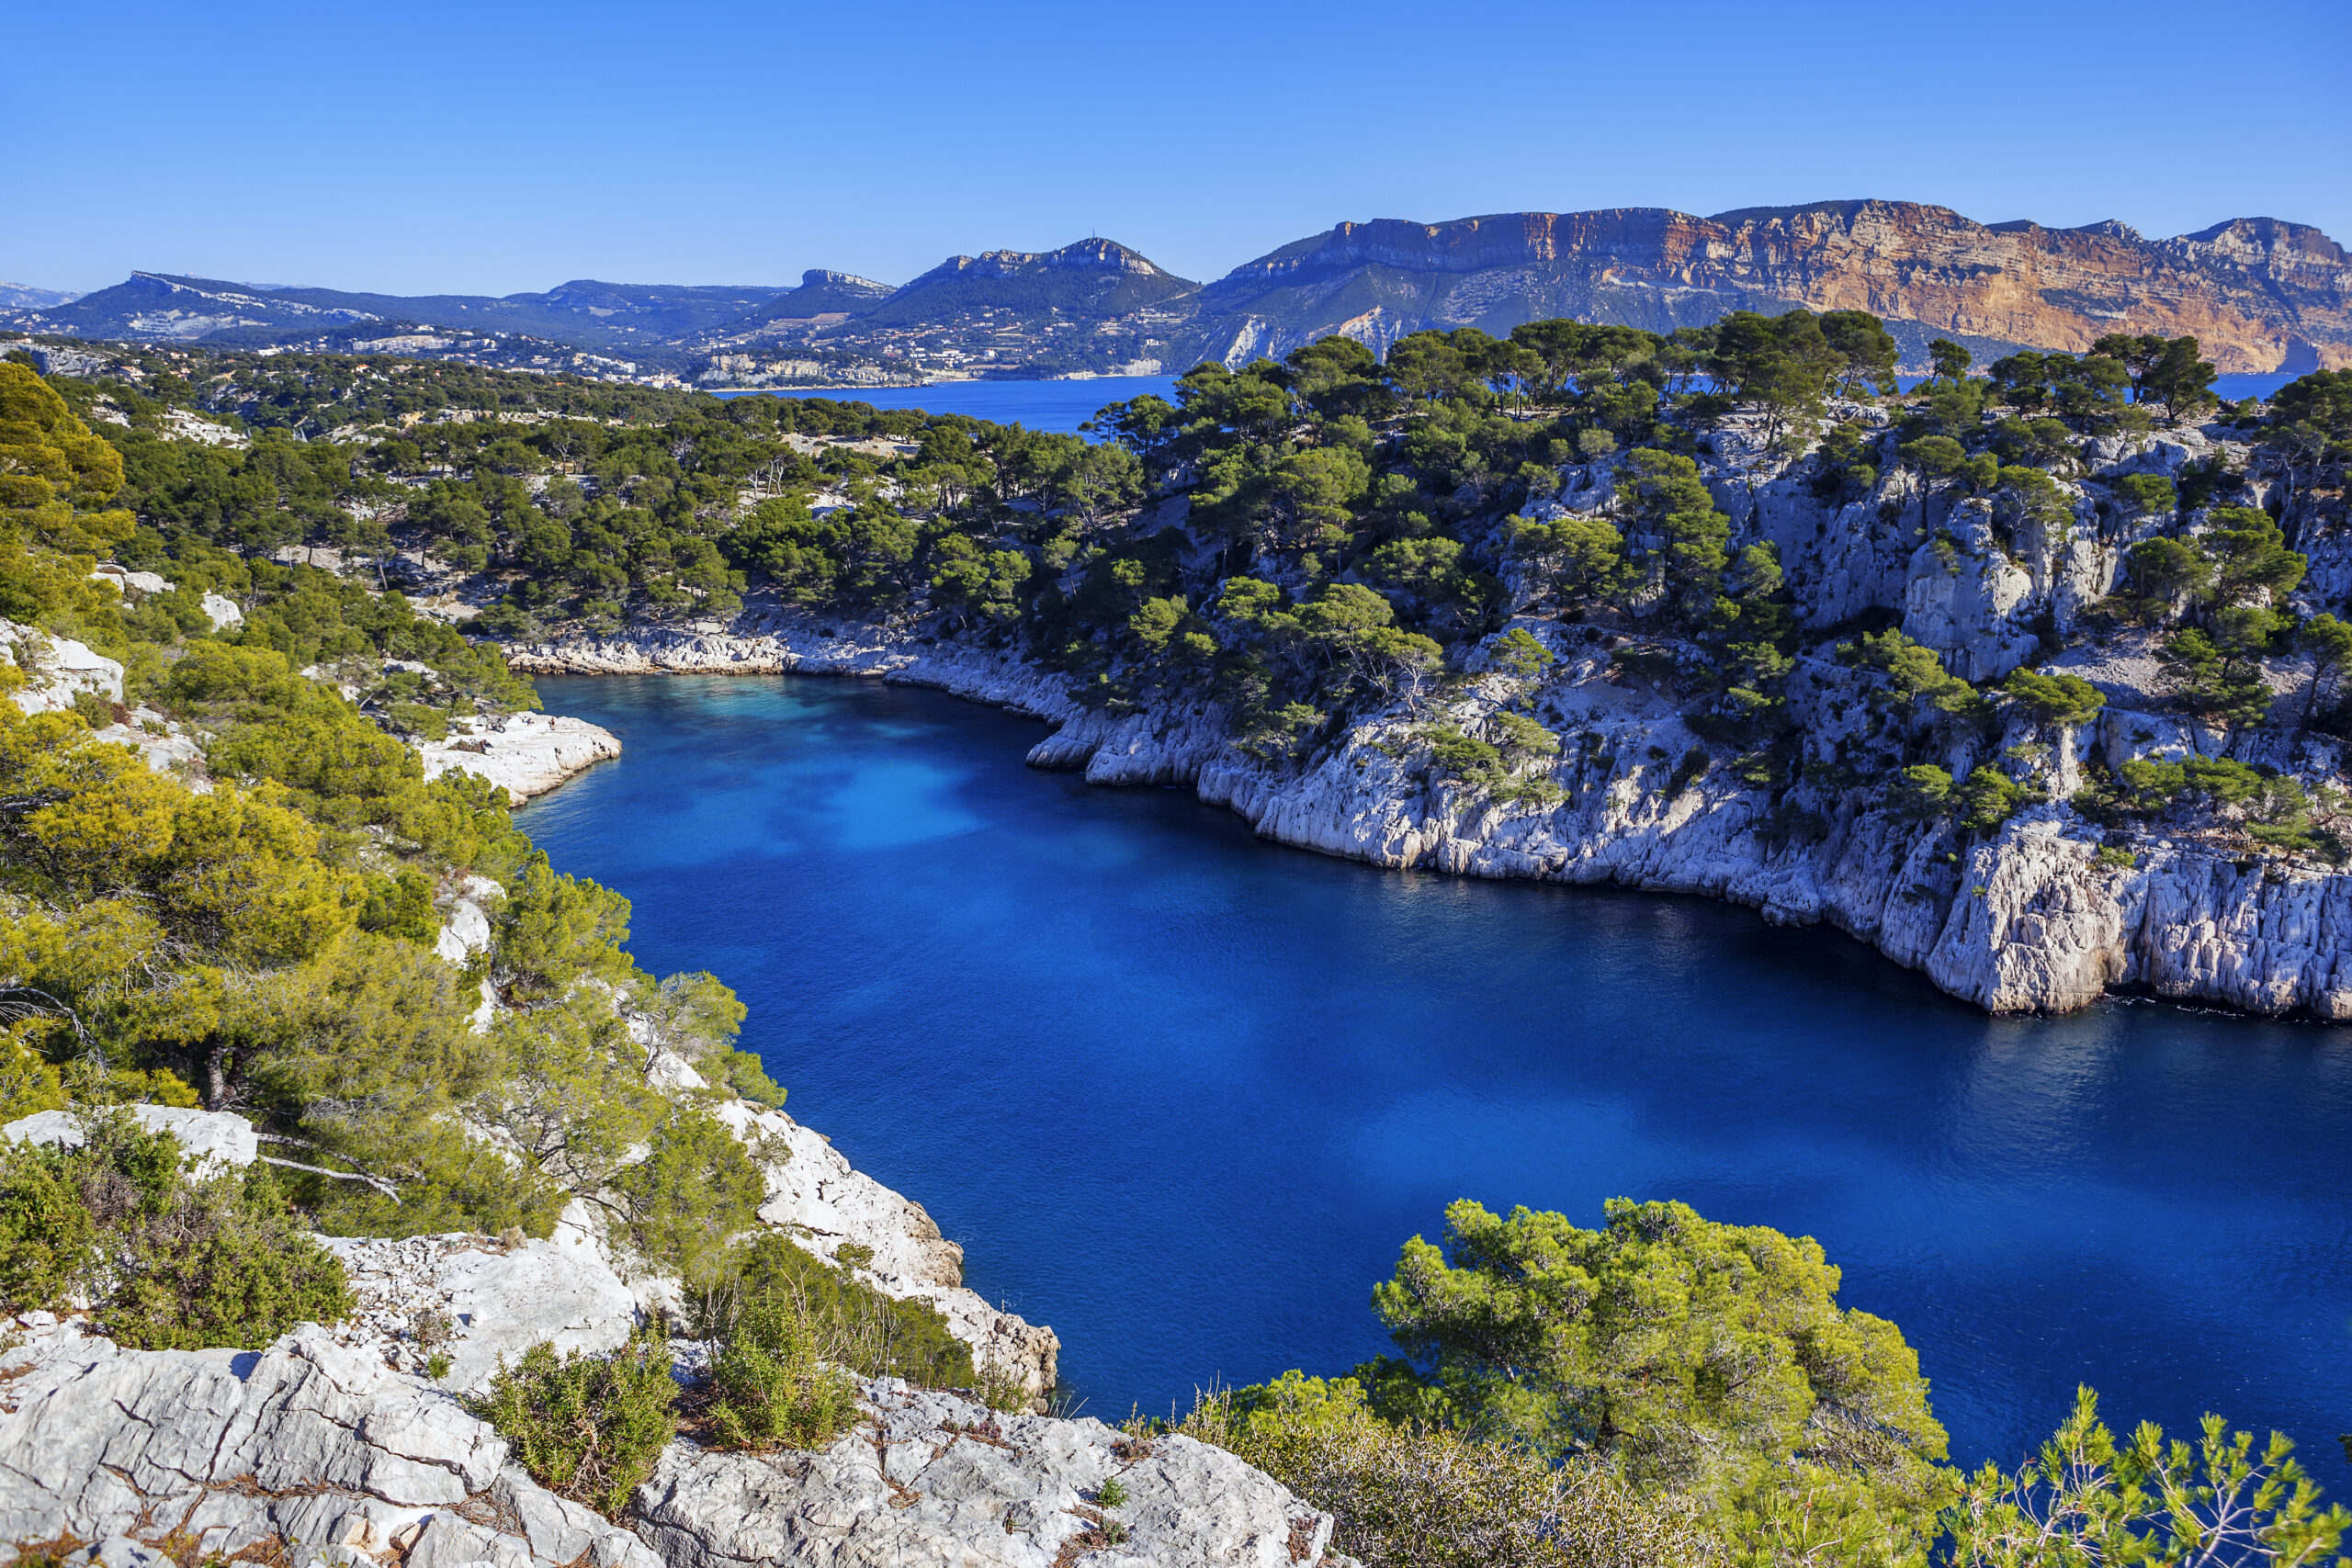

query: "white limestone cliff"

left=716, top=1099, right=1059, bottom=1397
left=0, top=1323, right=662, bottom=1568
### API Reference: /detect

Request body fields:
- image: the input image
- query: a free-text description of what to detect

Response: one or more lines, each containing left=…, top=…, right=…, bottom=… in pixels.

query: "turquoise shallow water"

left=519, top=673, right=2352, bottom=1475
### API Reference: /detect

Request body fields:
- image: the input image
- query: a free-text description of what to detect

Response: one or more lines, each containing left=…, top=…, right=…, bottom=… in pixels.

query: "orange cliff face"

left=1197, top=201, right=2351, bottom=372
left=1676, top=202, right=2347, bottom=372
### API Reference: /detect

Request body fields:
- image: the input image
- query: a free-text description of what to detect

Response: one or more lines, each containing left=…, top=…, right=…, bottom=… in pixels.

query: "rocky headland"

left=507, top=411, right=2352, bottom=1021
left=0, top=1104, right=1331, bottom=1568
left=416, top=711, right=622, bottom=805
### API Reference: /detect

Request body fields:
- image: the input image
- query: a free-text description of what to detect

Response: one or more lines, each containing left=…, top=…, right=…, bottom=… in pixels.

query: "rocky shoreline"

left=419, top=710, right=623, bottom=805
left=0, top=1088, right=1340, bottom=1568
left=509, top=606, right=2352, bottom=1021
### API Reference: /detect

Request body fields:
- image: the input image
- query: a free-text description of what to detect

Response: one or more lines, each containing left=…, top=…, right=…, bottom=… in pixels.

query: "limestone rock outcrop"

left=419, top=711, right=623, bottom=804
left=0, top=1324, right=659, bottom=1568
left=3, top=1106, right=257, bottom=1174
left=2, top=621, right=122, bottom=715
left=0, top=1326, right=1340, bottom=1568
left=324, top=1234, right=640, bottom=1391
left=633, top=1379, right=1341, bottom=1568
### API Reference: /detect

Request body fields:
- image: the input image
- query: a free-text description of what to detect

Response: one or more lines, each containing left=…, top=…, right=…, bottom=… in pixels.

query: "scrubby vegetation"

left=688, top=1233, right=979, bottom=1391
left=475, top=1234, right=1004, bottom=1512
left=696, top=1285, right=860, bottom=1453
left=470, top=1336, right=680, bottom=1516
left=1183, top=1198, right=2351, bottom=1567
left=1179, top=1371, right=1713, bottom=1567
left=0, top=1104, right=349, bottom=1350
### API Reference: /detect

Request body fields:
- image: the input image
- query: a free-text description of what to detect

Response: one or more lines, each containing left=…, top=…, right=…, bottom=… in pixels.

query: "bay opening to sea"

left=519, top=671, right=2352, bottom=1480
left=712, top=370, right=2308, bottom=438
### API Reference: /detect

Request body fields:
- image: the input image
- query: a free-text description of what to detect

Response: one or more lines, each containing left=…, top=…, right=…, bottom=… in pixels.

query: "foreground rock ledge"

left=638, top=1379, right=1338, bottom=1568
left=0, top=1325, right=1344, bottom=1568
left=0, top=1324, right=658, bottom=1568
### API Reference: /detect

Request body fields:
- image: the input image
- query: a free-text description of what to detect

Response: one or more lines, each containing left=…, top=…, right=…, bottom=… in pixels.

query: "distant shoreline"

left=709, top=372, right=1162, bottom=396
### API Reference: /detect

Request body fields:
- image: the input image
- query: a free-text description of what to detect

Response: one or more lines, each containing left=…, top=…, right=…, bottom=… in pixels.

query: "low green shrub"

left=0, top=1140, right=96, bottom=1311
left=1666, top=746, right=1711, bottom=798
left=690, top=1234, right=973, bottom=1390
left=970, top=1359, right=1035, bottom=1415
left=705, top=1289, right=858, bottom=1452
left=1420, top=723, right=1504, bottom=789
left=470, top=1338, right=677, bottom=1517
left=1, top=1108, right=350, bottom=1348
left=102, top=1164, right=353, bottom=1350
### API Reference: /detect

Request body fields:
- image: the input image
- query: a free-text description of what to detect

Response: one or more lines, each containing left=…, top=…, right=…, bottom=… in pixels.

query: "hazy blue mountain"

left=0, top=280, right=81, bottom=310
left=6, top=271, right=797, bottom=350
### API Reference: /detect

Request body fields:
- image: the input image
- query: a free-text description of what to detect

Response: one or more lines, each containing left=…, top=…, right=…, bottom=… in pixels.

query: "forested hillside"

left=28, top=308, right=2352, bottom=899
left=0, top=357, right=799, bottom=1333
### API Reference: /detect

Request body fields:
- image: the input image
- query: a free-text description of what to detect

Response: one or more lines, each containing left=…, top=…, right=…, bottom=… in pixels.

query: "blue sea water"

left=720, top=371, right=2307, bottom=442
left=715, top=377, right=1178, bottom=436
left=519, top=674, right=2352, bottom=1477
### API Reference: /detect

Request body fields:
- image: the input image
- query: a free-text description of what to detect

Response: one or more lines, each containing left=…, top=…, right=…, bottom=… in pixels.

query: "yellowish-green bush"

left=610, top=1105, right=766, bottom=1281
left=0, top=1033, right=66, bottom=1121
left=1180, top=1371, right=1714, bottom=1568
left=492, top=853, right=639, bottom=1005
left=0, top=362, right=137, bottom=557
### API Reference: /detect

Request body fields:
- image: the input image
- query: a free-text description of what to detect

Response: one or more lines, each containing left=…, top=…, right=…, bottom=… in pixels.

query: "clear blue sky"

left=7, top=0, right=2346, bottom=298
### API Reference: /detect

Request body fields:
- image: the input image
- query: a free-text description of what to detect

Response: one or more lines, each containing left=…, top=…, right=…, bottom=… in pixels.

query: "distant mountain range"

left=0, top=280, right=80, bottom=310
left=8, top=200, right=2347, bottom=378
left=3, top=273, right=792, bottom=355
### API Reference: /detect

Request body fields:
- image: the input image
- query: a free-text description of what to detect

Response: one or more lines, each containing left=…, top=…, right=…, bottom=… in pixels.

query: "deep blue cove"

left=519, top=673, right=2352, bottom=1477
